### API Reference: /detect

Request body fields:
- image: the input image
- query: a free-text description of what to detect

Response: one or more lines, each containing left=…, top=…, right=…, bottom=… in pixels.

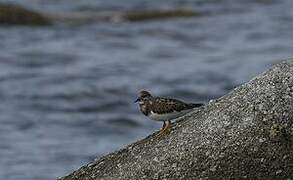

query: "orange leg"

left=158, top=120, right=171, bottom=135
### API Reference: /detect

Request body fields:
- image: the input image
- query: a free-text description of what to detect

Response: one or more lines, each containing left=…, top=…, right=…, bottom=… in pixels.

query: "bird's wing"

left=151, top=98, right=193, bottom=114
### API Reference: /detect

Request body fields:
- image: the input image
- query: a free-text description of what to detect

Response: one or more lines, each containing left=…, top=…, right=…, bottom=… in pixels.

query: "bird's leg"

left=164, top=120, right=171, bottom=132
left=158, top=120, right=171, bottom=136
left=160, top=121, right=166, bottom=131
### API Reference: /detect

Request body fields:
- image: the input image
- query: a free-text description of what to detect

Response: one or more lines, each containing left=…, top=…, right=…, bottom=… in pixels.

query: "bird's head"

left=135, top=90, right=152, bottom=103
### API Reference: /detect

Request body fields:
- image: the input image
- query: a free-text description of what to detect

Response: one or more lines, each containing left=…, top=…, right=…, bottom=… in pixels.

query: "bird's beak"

left=134, top=98, right=140, bottom=103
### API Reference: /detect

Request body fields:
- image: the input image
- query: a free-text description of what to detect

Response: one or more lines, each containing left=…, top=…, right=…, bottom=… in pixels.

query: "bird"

left=135, top=90, right=203, bottom=134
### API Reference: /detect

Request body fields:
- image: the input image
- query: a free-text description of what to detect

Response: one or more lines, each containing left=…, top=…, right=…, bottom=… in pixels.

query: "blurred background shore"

left=0, top=0, right=292, bottom=180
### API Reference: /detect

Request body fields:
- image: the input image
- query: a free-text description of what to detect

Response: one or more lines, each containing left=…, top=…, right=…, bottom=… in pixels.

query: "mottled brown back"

left=147, top=97, right=202, bottom=114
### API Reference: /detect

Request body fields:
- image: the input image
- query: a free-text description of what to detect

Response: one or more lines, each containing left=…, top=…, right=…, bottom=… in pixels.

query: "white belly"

left=148, top=109, right=193, bottom=121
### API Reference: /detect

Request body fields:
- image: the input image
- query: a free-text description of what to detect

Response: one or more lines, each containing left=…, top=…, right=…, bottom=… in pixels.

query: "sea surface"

left=0, top=0, right=293, bottom=179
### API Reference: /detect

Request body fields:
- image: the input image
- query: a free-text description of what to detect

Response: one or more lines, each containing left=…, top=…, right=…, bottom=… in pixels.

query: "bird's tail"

left=189, top=103, right=204, bottom=108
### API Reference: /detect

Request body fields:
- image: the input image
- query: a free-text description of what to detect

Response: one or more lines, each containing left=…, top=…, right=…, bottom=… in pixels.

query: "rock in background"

left=0, top=3, right=51, bottom=26
left=0, top=2, right=202, bottom=26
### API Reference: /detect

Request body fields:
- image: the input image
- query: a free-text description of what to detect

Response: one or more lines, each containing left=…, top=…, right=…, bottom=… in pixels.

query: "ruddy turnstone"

left=135, top=90, right=203, bottom=134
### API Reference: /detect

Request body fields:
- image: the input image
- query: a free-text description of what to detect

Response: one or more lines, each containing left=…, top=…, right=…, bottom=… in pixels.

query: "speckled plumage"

left=135, top=90, right=203, bottom=122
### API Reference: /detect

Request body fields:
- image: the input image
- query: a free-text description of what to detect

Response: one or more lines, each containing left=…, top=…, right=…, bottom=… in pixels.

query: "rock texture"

left=60, top=61, right=293, bottom=180
left=0, top=3, right=51, bottom=26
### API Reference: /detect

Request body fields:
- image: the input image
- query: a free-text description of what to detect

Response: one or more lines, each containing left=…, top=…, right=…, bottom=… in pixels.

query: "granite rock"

left=61, top=60, right=293, bottom=180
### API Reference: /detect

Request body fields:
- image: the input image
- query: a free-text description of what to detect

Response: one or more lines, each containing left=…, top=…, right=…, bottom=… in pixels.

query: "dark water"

left=0, top=0, right=293, bottom=179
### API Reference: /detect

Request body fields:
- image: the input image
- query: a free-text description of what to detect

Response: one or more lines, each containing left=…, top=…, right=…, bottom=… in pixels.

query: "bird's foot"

left=158, top=121, right=171, bottom=136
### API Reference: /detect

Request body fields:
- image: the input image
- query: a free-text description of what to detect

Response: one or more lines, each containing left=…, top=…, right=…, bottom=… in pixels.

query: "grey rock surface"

left=60, top=61, right=293, bottom=180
